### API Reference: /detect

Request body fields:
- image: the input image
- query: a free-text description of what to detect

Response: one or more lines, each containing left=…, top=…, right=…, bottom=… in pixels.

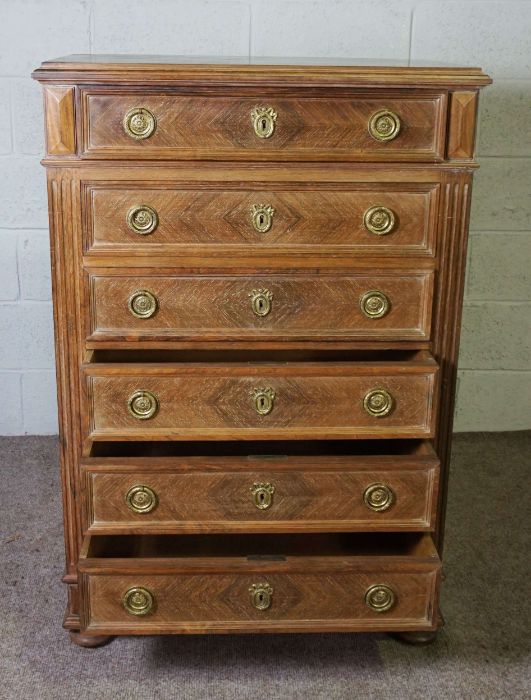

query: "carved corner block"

left=44, top=86, right=76, bottom=155
left=447, top=91, right=478, bottom=160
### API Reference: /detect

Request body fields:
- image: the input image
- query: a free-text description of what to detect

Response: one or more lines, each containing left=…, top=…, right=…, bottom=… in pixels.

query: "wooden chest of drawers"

left=33, top=56, right=490, bottom=647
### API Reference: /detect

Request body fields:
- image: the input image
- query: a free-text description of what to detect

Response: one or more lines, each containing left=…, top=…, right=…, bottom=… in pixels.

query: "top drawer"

left=82, top=92, right=448, bottom=162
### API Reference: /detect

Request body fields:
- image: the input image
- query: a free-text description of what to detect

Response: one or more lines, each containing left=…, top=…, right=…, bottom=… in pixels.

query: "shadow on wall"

left=455, top=79, right=531, bottom=432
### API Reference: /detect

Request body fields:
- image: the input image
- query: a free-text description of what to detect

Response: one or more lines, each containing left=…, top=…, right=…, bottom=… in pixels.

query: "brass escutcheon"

left=365, top=584, right=396, bottom=613
left=368, top=109, right=401, bottom=142
left=127, top=390, right=159, bottom=420
left=249, top=288, right=273, bottom=317
left=125, top=485, right=158, bottom=514
left=251, top=387, right=276, bottom=416
left=250, top=204, right=275, bottom=233
left=360, top=290, right=390, bottom=319
left=251, top=106, right=277, bottom=139
left=363, top=483, right=395, bottom=512
left=128, top=290, right=158, bottom=319
left=123, top=586, right=155, bottom=616
left=127, top=205, right=159, bottom=235
left=363, top=389, right=394, bottom=418
left=249, top=582, right=273, bottom=610
left=363, top=205, right=396, bottom=235
left=123, top=107, right=156, bottom=140
left=251, top=482, right=275, bottom=510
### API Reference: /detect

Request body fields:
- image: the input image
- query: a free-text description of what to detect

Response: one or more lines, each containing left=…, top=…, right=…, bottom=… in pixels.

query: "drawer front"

left=85, top=185, right=438, bottom=256
left=80, top=569, right=440, bottom=634
left=84, top=93, right=447, bottom=161
left=87, top=273, right=434, bottom=343
left=84, top=458, right=439, bottom=533
left=84, top=360, right=438, bottom=441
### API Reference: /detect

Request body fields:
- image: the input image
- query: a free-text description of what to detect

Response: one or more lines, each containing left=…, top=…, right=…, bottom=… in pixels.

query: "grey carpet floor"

left=0, top=433, right=529, bottom=700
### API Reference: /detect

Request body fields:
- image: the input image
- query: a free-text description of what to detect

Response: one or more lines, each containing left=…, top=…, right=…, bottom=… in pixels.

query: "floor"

left=0, top=432, right=529, bottom=700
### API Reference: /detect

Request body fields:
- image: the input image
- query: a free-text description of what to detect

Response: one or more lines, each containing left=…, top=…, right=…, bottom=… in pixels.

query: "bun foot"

left=69, top=630, right=113, bottom=648
left=393, top=630, right=438, bottom=645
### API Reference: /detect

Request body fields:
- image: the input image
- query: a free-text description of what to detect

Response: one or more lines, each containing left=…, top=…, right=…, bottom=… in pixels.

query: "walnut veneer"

left=33, top=56, right=490, bottom=647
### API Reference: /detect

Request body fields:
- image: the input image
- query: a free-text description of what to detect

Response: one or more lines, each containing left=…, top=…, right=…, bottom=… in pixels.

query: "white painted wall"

left=0, top=0, right=529, bottom=434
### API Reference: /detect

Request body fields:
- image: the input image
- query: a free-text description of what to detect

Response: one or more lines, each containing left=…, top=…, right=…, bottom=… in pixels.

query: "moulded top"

left=32, top=54, right=492, bottom=88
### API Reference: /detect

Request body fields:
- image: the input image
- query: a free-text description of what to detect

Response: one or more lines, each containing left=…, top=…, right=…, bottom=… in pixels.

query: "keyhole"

left=261, top=117, right=267, bottom=132
left=257, top=298, right=265, bottom=313
left=258, top=491, right=266, bottom=504
left=259, top=213, right=265, bottom=227
left=258, top=396, right=266, bottom=410
left=258, top=592, right=265, bottom=604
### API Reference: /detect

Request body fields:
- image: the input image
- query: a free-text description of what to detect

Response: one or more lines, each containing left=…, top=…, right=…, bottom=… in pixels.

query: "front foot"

left=393, top=630, right=438, bottom=645
left=69, top=630, right=114, bottom=648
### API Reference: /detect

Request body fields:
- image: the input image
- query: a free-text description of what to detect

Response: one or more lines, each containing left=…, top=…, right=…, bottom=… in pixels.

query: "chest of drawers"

left=33, top=56, right=490, bottom=647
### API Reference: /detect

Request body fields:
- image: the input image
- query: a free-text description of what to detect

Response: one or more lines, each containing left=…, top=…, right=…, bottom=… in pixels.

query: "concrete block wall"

left=0, top=0, right=529, bottom=434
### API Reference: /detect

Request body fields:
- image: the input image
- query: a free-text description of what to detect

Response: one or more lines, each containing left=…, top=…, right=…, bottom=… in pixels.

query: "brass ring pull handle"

left=365, top=584, right=396, bottom=613
left=363, top=389, right=394, bottom=418
left=123, top=587, right=155, bottom=616
left=249, top=582, right=273, bottom=610
left=363, top=483, right=395, bottom=512
left=251, top=387, right=276, bottom=416
left=251, top=106, right=277, bottom=139
left=251, top=482, right=275, bottom=510
left=127, top=205, right=159, bottom=235
left=125, top=485, right=158, bottom=514
left=123, top=107, right=157, bottom=140
left=360, top=290, right=390, bottom=319
left=127, top=390, right=159, bottom=420
left=128, top=290, right=158, bottom=319
left=368, top=109, right=401, bottom=142
left=250, top=204, right=275, bottom=233
left=249, top=288, right=273, bottom=317
left=363, top=206, right=396, bottom=235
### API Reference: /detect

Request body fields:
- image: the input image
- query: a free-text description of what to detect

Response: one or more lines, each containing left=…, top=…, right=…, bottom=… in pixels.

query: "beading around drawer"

left=86, top=271, right=435, bottom=344
left=82, top=450, right=440, bottom=534
left=83, top=355, right=439, bottom=442
left=78, top=533, right=441, bottom=635
left=84, top=182, right=439, bottom=258
left=82, top=92, right=447, bottom=161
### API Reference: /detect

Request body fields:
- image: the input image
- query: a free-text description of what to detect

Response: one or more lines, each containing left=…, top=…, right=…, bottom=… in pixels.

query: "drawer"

left=83, top=354, right=438, bottom=442
left=83, top=449, right=440, bottom=534
left=78, top=533, right=441, bottom=634
left=87, top=272, right=434, bottom=343
left=84, top=184, right=439, bottom=257
left=82, top=92, right=447, bottom=161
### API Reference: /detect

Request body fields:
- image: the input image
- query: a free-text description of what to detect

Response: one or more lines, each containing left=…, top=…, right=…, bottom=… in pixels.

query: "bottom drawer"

left=79, top=533, right=441, bottom=635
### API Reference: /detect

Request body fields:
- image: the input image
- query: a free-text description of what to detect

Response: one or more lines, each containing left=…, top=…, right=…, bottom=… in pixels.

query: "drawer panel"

left=79, top=533, right=441, bottom=634
left=87, top=272, right=434, bottom=343
left=83, top=93, right=447, bottom=161
left=85, top=185, right=438, bottom=256
left=83, top=356, right=438, bottom=441
left=83, top=451, right=440, bottom=533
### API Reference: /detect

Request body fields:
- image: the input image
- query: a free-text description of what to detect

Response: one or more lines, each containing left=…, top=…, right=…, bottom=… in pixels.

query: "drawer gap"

left=88, top=349, right=429, bottom=365
left=81, top=532, right=437, bottom=562
left=88, top=439, right=434, bottom=459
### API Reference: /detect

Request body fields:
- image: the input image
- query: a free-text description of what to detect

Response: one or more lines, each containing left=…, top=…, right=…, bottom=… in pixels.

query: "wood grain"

left=83, top=571, right=439, bottom=634
left=33, top=56, right=492, bottom=90
left=83, top=92, right=447, bottom=162
left=87, top=271, right=434, bottom=342
left=83, top=452, right=439, bottom=534
left=447, top=92, right=478, bottom=160
left=85, top=184, right=438, bottom=256
left=44, top=86, right=76, bottom=155
left=431, top=173, right=474, bottom=550
left=78, top=532, right=441, bottom=634
left=83, top=359, right=438, bottom=442
left=32, top=57, right=488, bottom=639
